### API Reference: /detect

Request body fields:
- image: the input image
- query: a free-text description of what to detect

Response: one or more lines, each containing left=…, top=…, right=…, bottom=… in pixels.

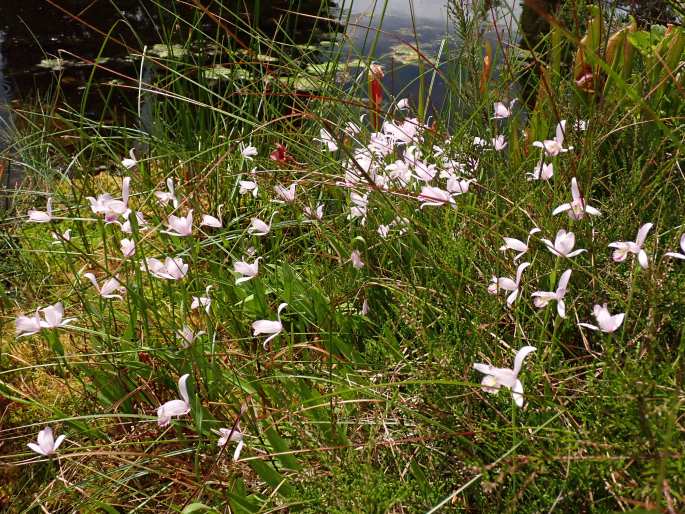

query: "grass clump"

left=1, top=0, right=684, bottom=512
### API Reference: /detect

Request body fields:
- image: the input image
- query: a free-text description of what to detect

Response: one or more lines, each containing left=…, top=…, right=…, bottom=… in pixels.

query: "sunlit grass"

left=1, top=0, right=684, bottom=512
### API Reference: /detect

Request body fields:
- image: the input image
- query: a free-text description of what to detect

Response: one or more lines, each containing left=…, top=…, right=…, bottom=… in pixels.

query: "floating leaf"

left=37, top=58, right=68, bottom=71
left=237, top=49, right=278, bottom=63
left=203, top=66, right=254, bottom=81
left=295, top=43, right=320, bottom=51
left=304, top=61, right=348, bottom=75
left=387, top=44, right=421, bottom=65
left=278, top=74, right=323, bottom=91
left=149, top=43, right=188, bottom=58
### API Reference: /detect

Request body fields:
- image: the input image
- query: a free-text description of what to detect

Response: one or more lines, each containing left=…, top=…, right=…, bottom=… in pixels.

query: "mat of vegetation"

left=1, top=1, right=684, bottom=512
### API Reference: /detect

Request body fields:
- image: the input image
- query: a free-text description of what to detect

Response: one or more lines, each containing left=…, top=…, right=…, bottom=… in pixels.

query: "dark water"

left=0, top=0, right=523, bottom=121
left=0, top=0, right=497, bottom=198
left=0, top=0, right=521, bottom=169
left=0, top=0, right=508, bottom=109
left=347, top=0, right=520, bottom=107
left=0, top=1, right=343, bottom=114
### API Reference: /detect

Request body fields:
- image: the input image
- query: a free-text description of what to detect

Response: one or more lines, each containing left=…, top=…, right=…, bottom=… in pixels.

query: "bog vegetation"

left=1, top=0, right=684, bottom=512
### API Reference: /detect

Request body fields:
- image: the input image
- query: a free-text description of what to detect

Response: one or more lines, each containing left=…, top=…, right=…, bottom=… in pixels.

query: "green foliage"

left=1, top=0, right=684, bottom=513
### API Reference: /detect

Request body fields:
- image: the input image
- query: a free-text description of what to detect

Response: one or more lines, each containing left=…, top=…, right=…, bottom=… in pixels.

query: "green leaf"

left=181, top=503, right=219, bottom=514
left=627, top=31, right=653, bottom=56
left=249, top=460, right=295, bottom=497
left=264, top=427, right=302, bottom=471
left=90, top=501, right=122, bottom=514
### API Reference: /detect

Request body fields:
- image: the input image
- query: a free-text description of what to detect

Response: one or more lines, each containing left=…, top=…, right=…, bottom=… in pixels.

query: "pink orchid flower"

left=239, top=180, right=259, bottom=197
left=541, top=229, right=586, bottom=258
left=143, top=257, right=188, bottom=280
left=200, top=214, right=222, bottom=228
left=27, top=198, right=53, bottom=223
left=248, top=212, right=277, bottom=236
left=499, top=228, right=541, bottom=262
left=608, top=223, right=652, bottom=269
left=234, top=257, right=261, bottom=284
left=28, top=427, right=66, bottom=456
left=532, top=269, right=572, bottom=318
left=493, top=99, right=516, bottom=119
left=274, top=183, right=297, bottom=203
left=120, top=238, right=136, bottom=257
left=121, top=148, right=137, bottom=169
left=162, top=210, right=193, bottom=237
left=552, top=177, right=601, bottom=220
left=191, top=285, right=213, bottom=313
left=473, top=346, right=536, bottom=407
left=83, top=273, right=125, bottom=299
left=154, top=178, right=179, bottom=208
left=351, top=250, right=364, bottom=269
left=665, top=234, right=685, bottom=260
left=240, top=144, right=258, bottom=160
left=488, top=262, right=530, bottom=307
left=215, top=426, right=245, bottom=461
left=87, top=177, right=131, bottom=222
left=39, top=302, right=76, bottom=329
left=527, top=161, right=553, bottom=181
left=252, top=303, right=287, bottom=348
left=578, top=304, right=625, bottom=333
left=157, top=374, right=191, bottom=427
left=303, top=203, right=324, bottom=220
left=533, top=120, right=573, bottom=156
left=15, top=309, right=43, bottom=338
left=418, top=186, right=455, bottom=208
